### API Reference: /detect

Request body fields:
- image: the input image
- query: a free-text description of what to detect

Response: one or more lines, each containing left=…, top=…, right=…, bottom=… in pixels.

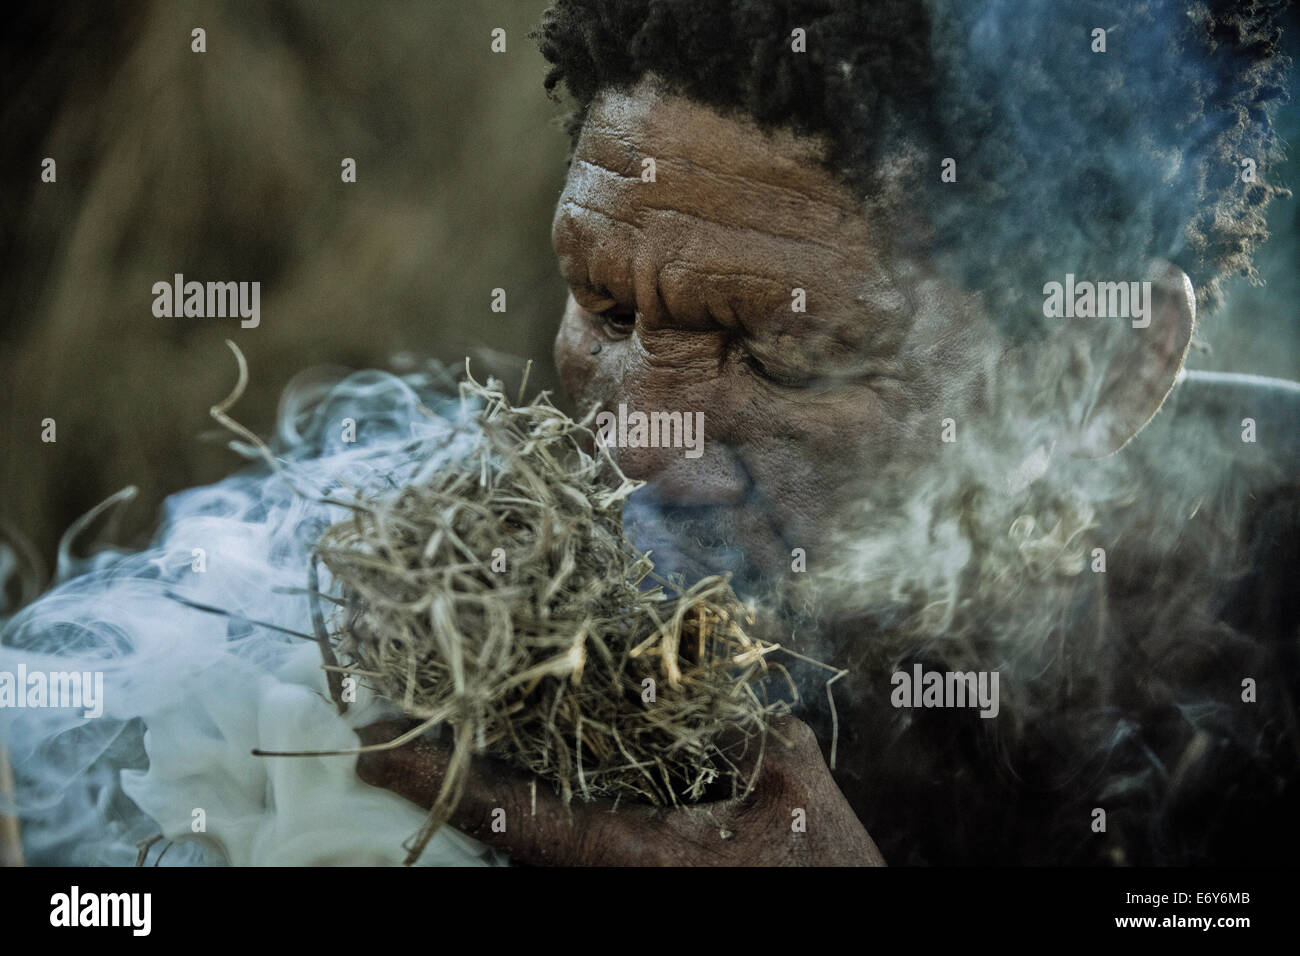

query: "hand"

left=355, top=715, right=885, bottom=866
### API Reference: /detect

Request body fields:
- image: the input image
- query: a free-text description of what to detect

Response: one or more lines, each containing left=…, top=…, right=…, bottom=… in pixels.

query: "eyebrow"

left=557, top=216, right=904, bottom=348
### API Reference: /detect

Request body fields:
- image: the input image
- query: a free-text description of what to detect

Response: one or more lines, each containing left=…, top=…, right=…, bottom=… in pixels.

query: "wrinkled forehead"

left=564, top=77, right=926, bottom=228
left=576, top=78, right=841, bottom=197
left=553, top=78, right=934, bottom=348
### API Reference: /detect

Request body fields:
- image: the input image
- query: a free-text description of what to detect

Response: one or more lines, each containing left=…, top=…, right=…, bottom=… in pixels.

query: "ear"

left=1067, top=261, right=1195, bottom=458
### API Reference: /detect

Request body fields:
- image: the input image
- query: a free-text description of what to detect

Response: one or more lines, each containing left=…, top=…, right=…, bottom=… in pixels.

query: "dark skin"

left=357, top=77, right=1195, bottom=865
left=357, top=716, right=884, bottom=866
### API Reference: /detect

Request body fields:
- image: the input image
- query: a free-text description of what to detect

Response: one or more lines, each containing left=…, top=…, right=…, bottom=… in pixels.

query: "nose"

left=602, top=345, right=753, bottom=508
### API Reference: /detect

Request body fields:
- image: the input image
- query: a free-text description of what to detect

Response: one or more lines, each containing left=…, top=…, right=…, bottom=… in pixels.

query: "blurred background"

left=1, top=0, right=1296, bottom=614
left=1, top=0, right=569, bottom=610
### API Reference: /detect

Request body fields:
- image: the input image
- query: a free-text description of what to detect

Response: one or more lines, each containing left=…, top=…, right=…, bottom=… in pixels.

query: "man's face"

left=551, top=78, right=1005, bottom=588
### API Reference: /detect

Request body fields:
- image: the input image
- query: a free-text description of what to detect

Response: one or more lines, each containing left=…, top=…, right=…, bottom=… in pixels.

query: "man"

left=359, top=0, right=1297, bottom=865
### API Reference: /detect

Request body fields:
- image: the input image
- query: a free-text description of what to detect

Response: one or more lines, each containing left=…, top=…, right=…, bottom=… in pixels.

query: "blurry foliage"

left=1, top=0, right=569, bottom=575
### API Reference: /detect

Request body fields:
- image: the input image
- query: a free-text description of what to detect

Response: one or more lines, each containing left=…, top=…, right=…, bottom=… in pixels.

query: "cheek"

left=723, top=391, right=881, bottom=531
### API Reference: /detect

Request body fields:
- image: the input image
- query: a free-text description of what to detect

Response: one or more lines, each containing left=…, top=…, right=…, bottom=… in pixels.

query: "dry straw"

left=308, top=363, right=790, bottom=864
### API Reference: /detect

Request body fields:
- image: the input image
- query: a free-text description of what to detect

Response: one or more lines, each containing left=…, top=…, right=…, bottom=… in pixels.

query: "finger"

left=705, top=715, right=819, bottom=803
left=355, top=720, right=452, bottom=807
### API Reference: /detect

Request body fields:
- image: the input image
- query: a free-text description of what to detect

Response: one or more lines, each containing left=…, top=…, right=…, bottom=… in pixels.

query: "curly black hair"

left=537, top=0, right=1291, bottom=337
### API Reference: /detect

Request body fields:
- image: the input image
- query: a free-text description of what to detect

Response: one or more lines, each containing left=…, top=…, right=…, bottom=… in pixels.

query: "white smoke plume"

left=0, top=360, right=508, bottom=866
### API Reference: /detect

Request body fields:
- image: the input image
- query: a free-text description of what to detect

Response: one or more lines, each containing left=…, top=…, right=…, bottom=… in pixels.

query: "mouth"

left=621, top=490, right=793, bottom=598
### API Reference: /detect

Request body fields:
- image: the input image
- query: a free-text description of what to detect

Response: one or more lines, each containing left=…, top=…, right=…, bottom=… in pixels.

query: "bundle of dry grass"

left=314, top=368, right=788, bottom=864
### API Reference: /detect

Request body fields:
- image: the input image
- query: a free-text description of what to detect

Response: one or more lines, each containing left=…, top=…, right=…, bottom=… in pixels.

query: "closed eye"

left=741, top=347, right=812, bottom=389
left=598, top=304, right=637, bottom=336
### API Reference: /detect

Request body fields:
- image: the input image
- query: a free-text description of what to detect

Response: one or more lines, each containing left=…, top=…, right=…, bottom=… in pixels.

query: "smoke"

left=614, top=356, right=1298, bottom=864
left=800, top=375, right=1298, bottom=865
left=0, top=362, right=508, bottom=866
left=920, top=0, right=1291, bottom=330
